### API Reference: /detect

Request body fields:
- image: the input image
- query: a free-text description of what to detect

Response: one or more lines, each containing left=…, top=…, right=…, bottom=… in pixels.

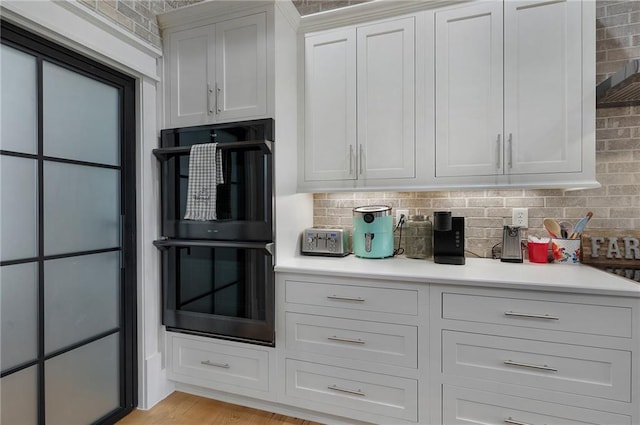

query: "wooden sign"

left=581, top=230, right=640, bottom=267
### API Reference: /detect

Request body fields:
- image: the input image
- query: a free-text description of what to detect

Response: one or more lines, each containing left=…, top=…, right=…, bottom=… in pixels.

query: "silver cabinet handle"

left=327, top=336, right=365, bottom=344
left=359, top=144, right=364, bottom=175
left=215, top=82, right=221, bottom=114
left=200, top=360, right=230, bottom=369
left=327, top=384, right=366, bottom=397
left=496, top=134, right=501, bottom=169
left=327, top=295, right=365, bottom=302
left=508, top=133, right=513, bottom=169
left=504, top=417, right=533, bottom=425
left=504, top=311, right=559, bottom=320
left=349, top=145, right=354, bottom=175
left=207, top=83, right=213, bottom=115
left=504, top=360, right=558, bottom=372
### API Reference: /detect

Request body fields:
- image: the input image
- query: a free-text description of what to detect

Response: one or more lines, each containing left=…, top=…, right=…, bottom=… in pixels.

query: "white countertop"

left=275, top=255, right=640, bottom=297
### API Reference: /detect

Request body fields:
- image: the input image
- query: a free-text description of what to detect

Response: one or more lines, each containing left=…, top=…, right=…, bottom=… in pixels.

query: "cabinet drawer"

left=285, top=280, right=418, bottom=316
left=442, top=331, right=631, bottom=402
left=286, top=312, right=417, bottom=368
left=443, top=385, right=632, bottom=425
left=441, top=292, right=632, bottom=337
left=169, top=335, right=269, bottom=392
left=285, top=359, right=417, bottom=422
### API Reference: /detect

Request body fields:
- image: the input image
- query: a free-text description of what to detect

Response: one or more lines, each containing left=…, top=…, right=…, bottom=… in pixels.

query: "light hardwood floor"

left=117, top=391, right=324, bottom=425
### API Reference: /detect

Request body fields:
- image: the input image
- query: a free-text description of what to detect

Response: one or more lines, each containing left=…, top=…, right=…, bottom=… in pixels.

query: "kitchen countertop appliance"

left=352, top=205, right=394, bottom=259
left=433, top=211, right=465, bottom=265
left=301, top=228, right=349, bottom=257
left=501, top=225, right=523, bottom=263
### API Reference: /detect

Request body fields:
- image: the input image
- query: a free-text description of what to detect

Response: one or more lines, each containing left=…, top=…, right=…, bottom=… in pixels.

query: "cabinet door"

left=504, top=0, right=582, bottom=174
left=357, top=17, right=415, bottom=180
left=215, top=13, right=267, bottom=122
left=167, top=25, right=215, bottom=127
left=303, top=29, right=356, bottom=182
left=435, top=3, right=503, bottom=177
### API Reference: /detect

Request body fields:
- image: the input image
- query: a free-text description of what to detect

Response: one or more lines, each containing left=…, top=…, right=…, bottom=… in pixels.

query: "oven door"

left=154, top=239, right=275, bottom=346
left=155, top=139, right=273, bottom=241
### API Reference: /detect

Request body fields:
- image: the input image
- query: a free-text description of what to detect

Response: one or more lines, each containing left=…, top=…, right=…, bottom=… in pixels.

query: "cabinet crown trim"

left=300, top=0, right=464, bottom=33
left=158, top=0, right=283, bottom=30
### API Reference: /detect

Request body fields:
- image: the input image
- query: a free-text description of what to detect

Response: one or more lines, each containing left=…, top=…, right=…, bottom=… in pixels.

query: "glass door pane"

left=0, top=366, right=38, bottom=425
left=0, top=156, right=38, bottom=262
left=43, top=162, right=120, bottom=256
left=45, top=334, right=120, bottom=424
left=0, top=44, right=37, bottom=154
left=42, top=61, right=120, bottom=166
left=0, top=263, right=38, bottom=370
left=44, top=252, right=120, bottom=354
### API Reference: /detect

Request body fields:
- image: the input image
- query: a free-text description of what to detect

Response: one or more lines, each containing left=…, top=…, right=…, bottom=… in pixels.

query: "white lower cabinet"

left=166, top=332, right=273, bottom=399
left=442, top=385, right=632, bottom=425
left=431, top=285, right=639, bottom=425
left=285, top=312, right=418, bottom=368
left=285, top=359, right=418, bottom=422
left=442, top=330, right=631, bottom=402
left=278, top=273, right=426, bottom=424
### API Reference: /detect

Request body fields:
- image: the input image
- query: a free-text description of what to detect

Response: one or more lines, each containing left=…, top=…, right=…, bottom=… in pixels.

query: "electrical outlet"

left=512, top=208, right=528, bottom=228
left=396, top=209, right=409, bottom=224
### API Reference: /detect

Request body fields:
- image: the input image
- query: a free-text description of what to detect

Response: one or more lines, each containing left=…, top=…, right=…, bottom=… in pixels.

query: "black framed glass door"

left=0, top=21, right=136, bottom=424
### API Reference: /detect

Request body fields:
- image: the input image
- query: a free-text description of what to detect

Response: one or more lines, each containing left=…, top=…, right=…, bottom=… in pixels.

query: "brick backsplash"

left=80, top=0, right=639, bottom=258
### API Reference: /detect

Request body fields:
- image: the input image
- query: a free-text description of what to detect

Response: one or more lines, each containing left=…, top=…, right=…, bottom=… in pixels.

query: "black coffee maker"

left=433, top=211, right=465, bottom=265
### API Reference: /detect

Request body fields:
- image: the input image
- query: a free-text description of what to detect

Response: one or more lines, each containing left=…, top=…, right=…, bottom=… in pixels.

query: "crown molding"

left=299, top=0, right=469, bottom=33
left=158, top=0, right=278, bottom=30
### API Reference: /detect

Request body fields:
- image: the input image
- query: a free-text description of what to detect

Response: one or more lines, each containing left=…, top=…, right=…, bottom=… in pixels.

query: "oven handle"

left=153, top=239, right=274, bottom=255
left=152, top=139, right=273, bottom=160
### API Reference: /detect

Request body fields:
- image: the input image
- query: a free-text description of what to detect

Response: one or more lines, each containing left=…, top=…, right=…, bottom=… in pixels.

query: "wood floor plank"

left=117, top=392, right=324, bottom=425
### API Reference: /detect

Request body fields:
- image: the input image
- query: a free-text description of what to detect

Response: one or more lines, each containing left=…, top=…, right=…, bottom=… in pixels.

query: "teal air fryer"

left=352, top=205, right=394, bottom=258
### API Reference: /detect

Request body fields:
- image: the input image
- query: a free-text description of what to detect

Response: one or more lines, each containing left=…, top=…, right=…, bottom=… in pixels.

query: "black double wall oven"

left=154, top=119, right=275, bottom=346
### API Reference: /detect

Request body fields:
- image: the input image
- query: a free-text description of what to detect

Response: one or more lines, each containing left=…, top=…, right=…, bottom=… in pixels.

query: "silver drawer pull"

left=327, top=384, right=366, bottom=397
left=327, top=295, right=365, bottom=302
left=504, top=417, right=533, bottom=425
left=327, top=336, right=365, bottom=344
left=504, top=311, right=559, bottom=320
left=504, top=360, right=557, bottom=372
left=200, top=360, right=230, bottom=369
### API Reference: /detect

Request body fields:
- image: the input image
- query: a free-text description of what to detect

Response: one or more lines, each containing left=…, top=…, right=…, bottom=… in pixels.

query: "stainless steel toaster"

left=301, top=228, right=349, bottom=257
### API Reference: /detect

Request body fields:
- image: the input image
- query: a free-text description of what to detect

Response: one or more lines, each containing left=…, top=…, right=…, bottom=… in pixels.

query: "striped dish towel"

left=184, top=143, right=224, bottom=221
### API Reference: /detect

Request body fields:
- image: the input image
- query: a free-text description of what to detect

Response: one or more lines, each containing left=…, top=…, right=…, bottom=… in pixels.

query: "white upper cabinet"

left=215, top=14, right=267, bottom=122
left=357, top=18, right=415, bottom=180
left=167, top=25, right=214, bottom=128
left=435, top=2, right=503, bottom=177
left=435, top=0, right=589, bottom=182
left=298, top=0, right=595, bottom=191
left=504, top=0, right=582, bottom=175
left=300, top=16, right=416, bottom=190
left=163, top=12, right=268, bottom=128
left=304, top=29, right=357, bottom=182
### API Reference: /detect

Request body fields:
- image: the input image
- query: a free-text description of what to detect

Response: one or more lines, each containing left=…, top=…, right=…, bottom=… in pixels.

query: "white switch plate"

left=512, top=208, right=528, bottom=228
left=396, top=209, right=409, bottom=224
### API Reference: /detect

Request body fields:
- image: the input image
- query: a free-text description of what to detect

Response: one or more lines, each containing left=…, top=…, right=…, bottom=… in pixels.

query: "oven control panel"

left=301, top=228, right=349, bottom=257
